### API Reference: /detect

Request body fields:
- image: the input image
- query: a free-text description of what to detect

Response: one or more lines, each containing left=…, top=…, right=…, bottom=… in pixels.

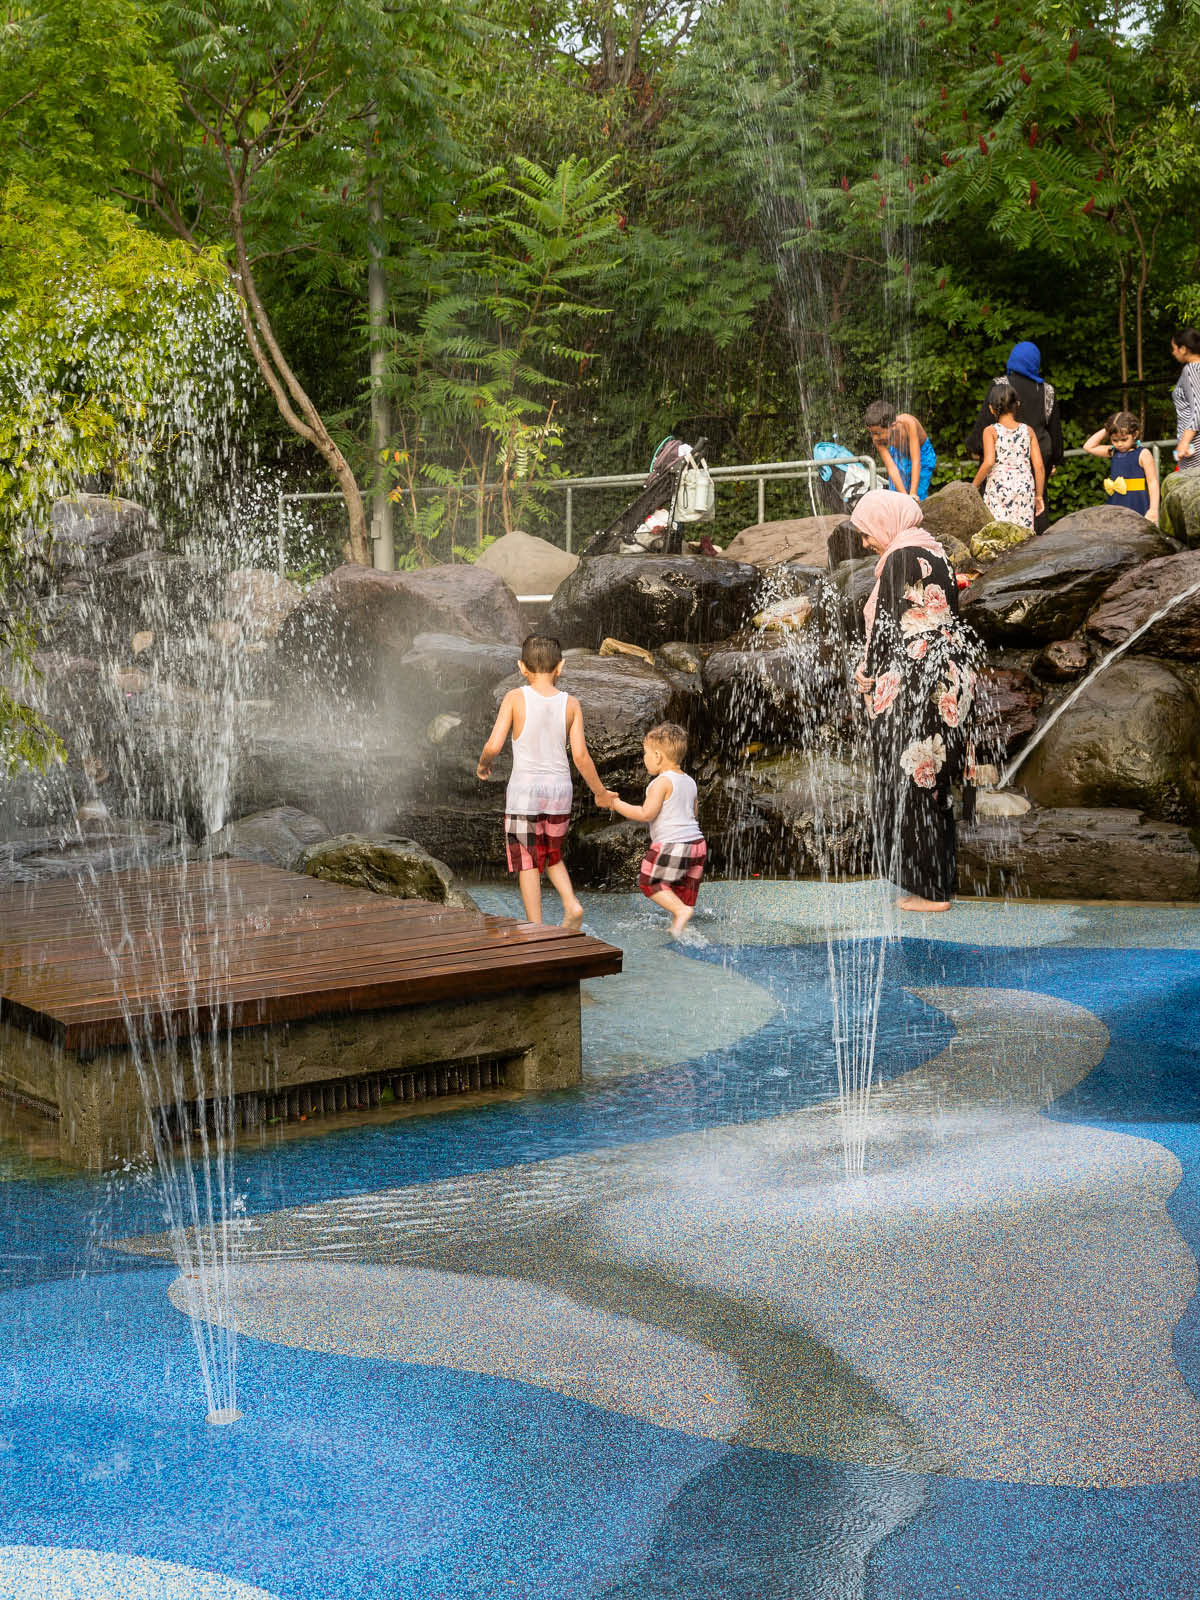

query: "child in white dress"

left=972, top=381, right=1046, bottom=531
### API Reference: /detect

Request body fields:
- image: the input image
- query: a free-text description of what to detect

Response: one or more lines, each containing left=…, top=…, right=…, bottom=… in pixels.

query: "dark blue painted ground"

left=0, top=932, right=1198, bottom=1597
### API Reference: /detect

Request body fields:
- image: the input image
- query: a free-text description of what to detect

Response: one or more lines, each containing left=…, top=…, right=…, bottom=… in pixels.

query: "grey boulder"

left=1085, top=550, right=1200, bottom=659
left=299, top=832, right=478, bottom=910
left=543, top=555, right=762, bottom=651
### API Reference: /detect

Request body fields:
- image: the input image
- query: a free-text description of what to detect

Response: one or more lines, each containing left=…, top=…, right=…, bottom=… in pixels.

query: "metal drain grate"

left=156, top=1056, right=511, bottom=1144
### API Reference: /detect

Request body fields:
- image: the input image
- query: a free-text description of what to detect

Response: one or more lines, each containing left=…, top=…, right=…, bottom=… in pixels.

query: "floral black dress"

left=863, top=547, right=981, bottom=900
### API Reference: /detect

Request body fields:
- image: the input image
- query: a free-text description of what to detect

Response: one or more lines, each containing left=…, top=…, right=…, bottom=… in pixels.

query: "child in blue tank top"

left=1083, top=411, right=1160, bottom=523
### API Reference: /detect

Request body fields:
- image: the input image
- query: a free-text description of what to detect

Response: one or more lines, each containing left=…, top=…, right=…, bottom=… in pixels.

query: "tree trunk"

left=1117, top=263, right=1129, bottom=412
left=229, top=204, right=372, bottom=565
left=367, top=122, right=394, bottom=571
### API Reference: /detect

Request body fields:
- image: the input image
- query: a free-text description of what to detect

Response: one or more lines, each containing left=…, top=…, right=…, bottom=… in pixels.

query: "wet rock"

left=1048, top=502, right=1160, bottom=543
left=827, top=561, right=876, bottom=637
left=962, top=521, right=1172, bottom=644
left=752, top=594, right=814, bottom=631
left=1033, top=639, right=1090, bottom=682
left=655, top=641, right=703, bottom=676
left=724, top=515, right=851, bottom=568
left=201, top=805, right=332, bottom=870
left=48, top=495, right=154, bottom=568
left=273, top=564, right=523, bottom=708
left=543, top=555, right=761, bottom=651
left=93, top=550, right=216, bottom=634
left=298, top=832, right=478, bottom=910
left=959, top=806, right=1200, bottom=900
left=395, top=633, right=518, bottom=721
left=224, top=569, right=304, bottom=640
left=971, top=520, right=1035, bottom=564
left=1161, top=471, right=1200, bottom=547
left=936, top=532, right=975, bottom=570
left=476, top=529, right=578, bottom=595
left=974, top=789, right=1031, bottom=818
left=1085, top=550, right=1200, bottom=659
left=975, top=667, right=1044, bottom=760
left=702, top=633, right=848, bottom=749
left=1016, top=657, right=1200, bottom=822
left=920, top=481, right=992, bottom=548
left=567, top=817, right=648, bottom=888
left=599, top=637, right=655, bottom=663
left=708, top=752, right=872, bottom=878
left=0, top=816, right=188, bottom=885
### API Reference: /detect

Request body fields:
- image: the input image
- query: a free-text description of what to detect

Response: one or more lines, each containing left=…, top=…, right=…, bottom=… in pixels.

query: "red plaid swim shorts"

left=638, top=837, right=707, bottom=907
left=505, top=812, right=570, bottom=873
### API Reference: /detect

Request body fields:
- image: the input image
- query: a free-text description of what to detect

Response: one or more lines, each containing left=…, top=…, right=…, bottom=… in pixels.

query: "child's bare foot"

left=560, top=899, right=584, bottom=931
left=898, top=895, right=951, bottom=913
left=669, top=904, right=695, bottom=938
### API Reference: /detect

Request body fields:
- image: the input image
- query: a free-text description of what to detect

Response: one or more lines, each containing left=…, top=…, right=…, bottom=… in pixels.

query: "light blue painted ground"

left=0, top=883, right=1199, bottom=1598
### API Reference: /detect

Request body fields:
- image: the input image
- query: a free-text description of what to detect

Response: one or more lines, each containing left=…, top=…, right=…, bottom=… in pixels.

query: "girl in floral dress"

left=971, top=381, right=1045, bottom=531
left=849, top=491, right=983, bottom=912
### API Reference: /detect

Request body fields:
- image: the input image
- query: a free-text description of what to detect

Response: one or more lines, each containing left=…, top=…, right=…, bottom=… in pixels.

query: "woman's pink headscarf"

left=851, top=490, right=946, bottom=643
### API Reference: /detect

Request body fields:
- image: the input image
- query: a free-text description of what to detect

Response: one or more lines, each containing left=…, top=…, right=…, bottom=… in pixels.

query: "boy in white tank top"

left=606, top=721, right=706, bottom=937
left=477, top=634, right=612, bottom=928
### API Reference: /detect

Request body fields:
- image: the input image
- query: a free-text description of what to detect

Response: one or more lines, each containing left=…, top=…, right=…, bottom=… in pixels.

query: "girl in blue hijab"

left=967, top=341, right=1063, bottom=531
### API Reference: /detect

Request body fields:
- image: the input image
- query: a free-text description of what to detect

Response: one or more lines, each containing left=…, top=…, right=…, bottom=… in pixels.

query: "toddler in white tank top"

left=606, top=721, right=707, bottom=938
left=477, top=634, right=612, bottom=928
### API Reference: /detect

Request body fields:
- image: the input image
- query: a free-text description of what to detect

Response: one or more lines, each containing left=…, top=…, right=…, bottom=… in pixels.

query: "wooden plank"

left=0, top=861, right=622, bottom=1053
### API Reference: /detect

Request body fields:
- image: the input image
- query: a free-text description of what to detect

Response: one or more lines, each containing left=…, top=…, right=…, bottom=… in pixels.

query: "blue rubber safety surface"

left=0, top=903, right=1198, bottom=1598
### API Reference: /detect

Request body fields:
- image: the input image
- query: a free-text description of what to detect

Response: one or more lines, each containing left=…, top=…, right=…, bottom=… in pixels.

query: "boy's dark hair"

left=864, top=400, right=896, bottom=429
left=826, top=520, right=865, bottom=568
left=1105, top=411, right=1140, bottom=438
left=1172, top=328, right=1200, bottom=355
left=987, top=380, right=1020, bottom=418
left=645, top=722, right=688, bottom=763
left=520, top=634, right=563, bottom=673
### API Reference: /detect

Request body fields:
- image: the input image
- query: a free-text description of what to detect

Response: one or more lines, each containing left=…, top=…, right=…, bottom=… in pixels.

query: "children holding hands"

left=1082, top=411, right=1160, bottom=523
left=477, top=634, right=612, bottom=929
left=601, top=722, right=707, bottom=937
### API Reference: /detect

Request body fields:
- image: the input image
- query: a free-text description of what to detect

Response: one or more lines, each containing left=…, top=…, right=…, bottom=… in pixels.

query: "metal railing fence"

left=274, top=453, right=879, bottom=574
left=274, top=440, right=1181, bottom=575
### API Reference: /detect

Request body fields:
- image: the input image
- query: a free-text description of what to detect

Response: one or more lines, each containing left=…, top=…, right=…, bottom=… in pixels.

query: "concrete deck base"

left=0, top=983, right=582, bottom=1170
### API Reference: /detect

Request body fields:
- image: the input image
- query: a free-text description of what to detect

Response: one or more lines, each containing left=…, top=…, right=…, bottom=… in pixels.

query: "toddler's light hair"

left=645, top=722, right=688, bottom=763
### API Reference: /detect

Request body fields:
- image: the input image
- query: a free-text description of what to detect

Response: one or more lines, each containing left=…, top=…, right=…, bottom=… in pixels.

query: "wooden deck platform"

left=0, top=862, right=623, bottom=1166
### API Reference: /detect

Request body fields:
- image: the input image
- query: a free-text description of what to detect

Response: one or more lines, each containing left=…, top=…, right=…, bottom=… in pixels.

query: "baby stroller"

left=580, top=436, right=712, bottom=557
left=809, top=441, right=873, bottom=516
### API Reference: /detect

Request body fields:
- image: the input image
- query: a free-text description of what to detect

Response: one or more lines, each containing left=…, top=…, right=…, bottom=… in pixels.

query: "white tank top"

left=650, top=771, right=703, bottom=845
left=505, top=686, right=574, bottom=816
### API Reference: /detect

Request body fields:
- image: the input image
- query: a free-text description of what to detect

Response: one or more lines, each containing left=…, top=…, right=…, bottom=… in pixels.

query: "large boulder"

left=1016, top=657, right=1200, bottom=823
left=1161, top=470, right=1200, bottom=547
left=1047, top=503, right=1160, bottom=543
left=567, top=817, right=649, bottom=889
left=0, top=816, right=187, bottom=886
left=959, top=806, right=1200, bottom=901
left=706, top=752, right=872, bottom=878
left=1085, top=550, right=1200, bottom=659
left=48, top=495, right=154, bottom=568
left=92, top=550, right=217, bottom=637
left=201, top=805, right=332, bottom=869
left=962, top=518, right=1172, bottom=644
left=702, top=632, right=848, bottom=750
left=298, top=832, right=477, bottom=910
left=476, top=530, right=578, bottom=596
left=724, top=515, right=851, bottom=568
left=395, top=633, right=519, bottom=721
left=273, top=563, right=523, bottom=707
left=920, top=481, right=992, bottom=548
left=975, top=666, right=1044, bottom=760
left=542, top=555, right=761, bottom=651
left=224, top=570, right=304, bottom=640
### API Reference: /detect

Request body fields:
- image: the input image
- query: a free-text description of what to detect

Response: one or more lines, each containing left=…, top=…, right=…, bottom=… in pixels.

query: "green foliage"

left=0, top=179, right=226, bottom=768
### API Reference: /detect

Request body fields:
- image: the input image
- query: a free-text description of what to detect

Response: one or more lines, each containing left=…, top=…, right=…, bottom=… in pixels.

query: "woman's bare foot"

left=560, top=899, right=585, bottom=931
left=898, top=895, right=951, bottom=913
left=669, top=904, right=695, bottom=938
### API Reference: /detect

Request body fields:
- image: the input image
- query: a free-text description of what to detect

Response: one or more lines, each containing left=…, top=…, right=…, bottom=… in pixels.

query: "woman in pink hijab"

left=847, top=490, right=981, bottom=913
